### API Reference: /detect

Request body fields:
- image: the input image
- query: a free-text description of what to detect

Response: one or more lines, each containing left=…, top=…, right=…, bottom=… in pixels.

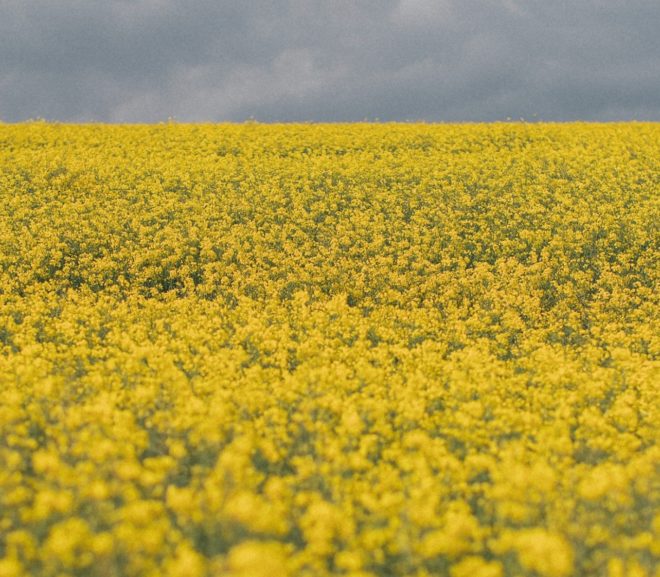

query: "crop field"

left=0, top=122, right=658, bottom=577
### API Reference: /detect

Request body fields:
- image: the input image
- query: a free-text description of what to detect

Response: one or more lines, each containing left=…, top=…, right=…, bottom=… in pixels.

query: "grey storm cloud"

left=1, top=0, right=659, bottom=122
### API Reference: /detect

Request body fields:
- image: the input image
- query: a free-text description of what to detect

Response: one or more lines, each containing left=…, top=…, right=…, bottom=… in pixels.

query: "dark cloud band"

left=1, top=0, right=658, bottom=122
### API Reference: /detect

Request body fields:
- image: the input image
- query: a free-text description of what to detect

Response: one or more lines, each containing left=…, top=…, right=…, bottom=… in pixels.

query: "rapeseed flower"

left=0, top=122, right=657, bottom=576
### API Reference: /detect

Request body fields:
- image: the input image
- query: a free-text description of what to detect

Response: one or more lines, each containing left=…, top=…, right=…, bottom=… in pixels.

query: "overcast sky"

left=1, top=0, right=659, bottom=123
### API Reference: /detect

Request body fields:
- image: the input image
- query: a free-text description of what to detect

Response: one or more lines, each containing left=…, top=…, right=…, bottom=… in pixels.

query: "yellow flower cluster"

left=0, top=122, right=658, bottom=577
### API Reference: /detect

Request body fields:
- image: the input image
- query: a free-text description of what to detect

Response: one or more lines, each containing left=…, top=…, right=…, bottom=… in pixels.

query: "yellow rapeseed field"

left=0, top=122, right=658, bottom=577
